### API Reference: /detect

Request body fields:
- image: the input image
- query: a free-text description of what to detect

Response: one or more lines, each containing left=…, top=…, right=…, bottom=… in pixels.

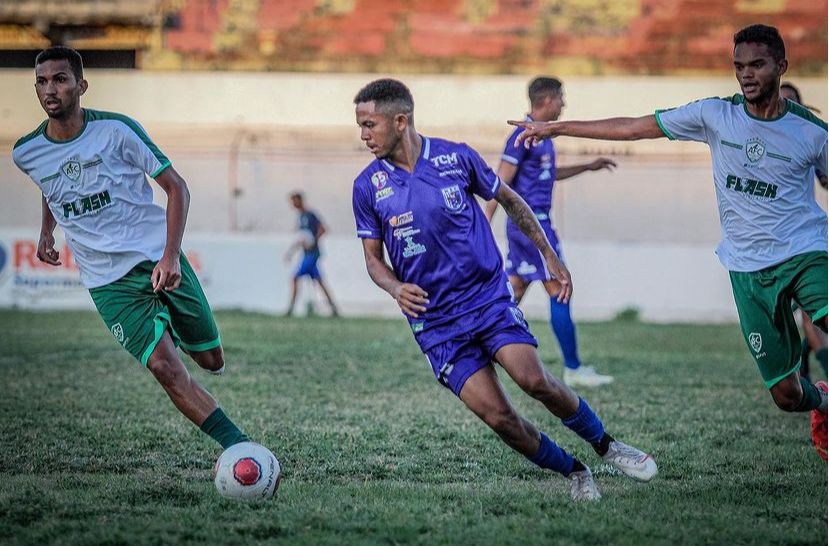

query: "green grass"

left=0, top=310, right=826, bottom=546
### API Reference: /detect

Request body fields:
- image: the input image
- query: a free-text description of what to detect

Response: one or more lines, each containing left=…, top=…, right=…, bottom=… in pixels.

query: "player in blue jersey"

left=284, top=192, right=339, bottom=317
left=352, top=78, right=657, bottom=500
left=485, top=77, right=616, bottom=387
left=509, top=25, right=828, bottom=459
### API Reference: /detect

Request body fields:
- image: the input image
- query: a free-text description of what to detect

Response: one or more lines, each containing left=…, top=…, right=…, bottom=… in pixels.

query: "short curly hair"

left=354, top=79, right=414, bottom=118
left=734, top=24, right=785, bottom=62
left=36, top=46, right=84, bottom=81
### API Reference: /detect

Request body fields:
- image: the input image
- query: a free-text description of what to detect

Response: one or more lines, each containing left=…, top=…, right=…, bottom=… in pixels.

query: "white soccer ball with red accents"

left=214, top=442, right=281, bottom=500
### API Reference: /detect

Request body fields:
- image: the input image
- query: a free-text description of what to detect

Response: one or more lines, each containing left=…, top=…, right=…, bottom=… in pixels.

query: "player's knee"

left=148, top=358, right=189, bottom=393
left=770, top=380, right=803, bottom=412
left=520, top=372, right=554, bottom=399
left=193, top=347, right=224, bottom=372
left=483, top=407, right=521, bottom=434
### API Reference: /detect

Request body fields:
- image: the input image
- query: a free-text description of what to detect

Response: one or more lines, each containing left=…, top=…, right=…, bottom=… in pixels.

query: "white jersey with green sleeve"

left=655, top=94, right=827, bottom=272
left=12, top=109, right=172, bottom=288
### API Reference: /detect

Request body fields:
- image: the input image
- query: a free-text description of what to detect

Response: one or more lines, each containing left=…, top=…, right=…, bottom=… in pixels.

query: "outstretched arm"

left=508, top=115, right=664, bottom=147
left=37, top=195, right=61, bottom=266
left=556, top=157, right=617, bottom=181
left=494, top=184, right=572, bottom=302
left=153, top=167, right=191, bottom=292
left=362, top=238, right=430, bottom=318
left=484, top=161, right=518, bottom=222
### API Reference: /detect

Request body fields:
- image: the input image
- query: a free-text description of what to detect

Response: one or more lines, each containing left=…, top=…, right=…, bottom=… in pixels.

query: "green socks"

left=200, top=407, right=250, bottom=448
left=795, top=377, right=826, bottom=413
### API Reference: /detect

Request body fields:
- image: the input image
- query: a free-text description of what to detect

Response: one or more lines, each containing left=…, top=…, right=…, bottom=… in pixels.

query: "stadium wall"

left=0, top=229, right=736, bottom=322
left=1, top=71, right=825, bottom=322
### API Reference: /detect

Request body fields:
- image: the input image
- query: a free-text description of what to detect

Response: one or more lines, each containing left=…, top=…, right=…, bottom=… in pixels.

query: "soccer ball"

left=214, top=442, right=281, bottom=500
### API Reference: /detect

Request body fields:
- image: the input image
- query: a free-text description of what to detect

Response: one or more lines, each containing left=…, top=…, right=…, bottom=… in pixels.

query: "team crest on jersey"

left=441, top=185, right=464, bottom=211
left=111, top=323, right=125, bottom=344
left=371, top=171, right=388, bottom=189
left=749, top=332, right=762, bottom=353
left=745, top=138, right=765, bottom=163
left=62, top=160, right=82, bottom=181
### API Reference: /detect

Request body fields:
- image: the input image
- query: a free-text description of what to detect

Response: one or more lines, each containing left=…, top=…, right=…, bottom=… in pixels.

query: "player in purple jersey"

left=485, top=77, right=616, bottom=388
left=352, top=78, right=657, bottom=501
left=508, top=25, right=828, bottom=459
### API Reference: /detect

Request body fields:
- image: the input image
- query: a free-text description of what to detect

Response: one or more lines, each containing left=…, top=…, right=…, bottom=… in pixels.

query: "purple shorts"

left=505, top=218, right=563, bottom=283
left=423, top=300, right=537, bottom=396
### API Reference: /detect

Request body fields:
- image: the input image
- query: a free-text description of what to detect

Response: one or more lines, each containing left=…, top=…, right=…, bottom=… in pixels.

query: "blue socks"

left=550, top=298, right=581, bottom=370
left=561, top=398, right=605, bottom=444
left=528, top=432, right=576, bottom=476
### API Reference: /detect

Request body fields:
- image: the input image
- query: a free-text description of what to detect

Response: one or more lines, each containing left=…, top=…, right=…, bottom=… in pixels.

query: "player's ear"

left=777, top=58, right=788, bottom=77
left=394, top=112, right=409, bottom=132
left=78, top=78, right=88, bottom=96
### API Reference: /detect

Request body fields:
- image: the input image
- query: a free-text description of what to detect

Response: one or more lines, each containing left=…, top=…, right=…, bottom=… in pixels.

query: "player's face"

left=545, top=91, right=565, bottom=121
left=733, top=42, right=787, bottom=105
left=355, top=101, right=403, bottom=159
left=34, top=59, right=87, bottom=119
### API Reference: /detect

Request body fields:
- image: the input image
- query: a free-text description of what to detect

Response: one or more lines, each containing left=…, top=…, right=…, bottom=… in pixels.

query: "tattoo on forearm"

left=502, top=194, right=549, bottom=252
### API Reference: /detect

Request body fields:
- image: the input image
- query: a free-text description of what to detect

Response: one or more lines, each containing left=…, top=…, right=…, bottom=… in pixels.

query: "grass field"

left=0, top=310, right=826, bottom=546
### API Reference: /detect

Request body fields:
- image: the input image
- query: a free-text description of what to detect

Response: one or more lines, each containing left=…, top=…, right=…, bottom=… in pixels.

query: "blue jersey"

left=501, top=116, right=556, bottom=235
left=352, top=136, right=512, bottom=348
left=299, top=210, right=322, bottom=256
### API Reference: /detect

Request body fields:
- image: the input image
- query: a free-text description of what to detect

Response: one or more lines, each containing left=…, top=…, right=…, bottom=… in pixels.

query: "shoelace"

left=609, top=443, right=646, bottom=464
left=571, top=473, right=595, bottom=496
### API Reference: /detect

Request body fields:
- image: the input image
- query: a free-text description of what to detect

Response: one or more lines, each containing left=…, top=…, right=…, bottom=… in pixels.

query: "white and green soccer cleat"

left=569, top=468, right=602, bottom=502
left=602, top=440, right=657, bottom=482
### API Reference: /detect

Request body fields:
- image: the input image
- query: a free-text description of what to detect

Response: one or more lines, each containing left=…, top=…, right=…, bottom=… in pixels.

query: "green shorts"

left=89, top=255, right=221, bottom=365
left=729, top=251, right=827, bottom=388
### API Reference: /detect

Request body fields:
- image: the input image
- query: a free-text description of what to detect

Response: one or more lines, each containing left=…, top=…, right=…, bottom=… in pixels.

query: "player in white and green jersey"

left=508, top=24, right=828, bottom=459
left=12, top=46, right=255, bottom=452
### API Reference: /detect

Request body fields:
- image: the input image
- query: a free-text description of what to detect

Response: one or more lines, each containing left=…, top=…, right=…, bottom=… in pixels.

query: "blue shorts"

left=295, top=254, right=321, bottom=279
left=423, top=300, right=538, bottom=396
left=505, top=218, right=563, bottom=283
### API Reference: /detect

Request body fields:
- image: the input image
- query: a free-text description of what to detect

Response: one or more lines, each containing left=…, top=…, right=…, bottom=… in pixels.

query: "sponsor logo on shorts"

left=516, top=261, right=537, bottom=275
left=745, top=138, right=765, bottom=163
left=411, top=321, right=424, bottom=333
left=510, top=306, right=528, bottom=328
left=749, top=332, right=762, bottom=353
left=111, top=323, right=125, bottom=344
left=438, top=361, right=455, bottom=385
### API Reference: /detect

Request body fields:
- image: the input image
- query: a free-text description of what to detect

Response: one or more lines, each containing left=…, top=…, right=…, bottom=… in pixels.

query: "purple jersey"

left=352, top=136, right=512, bottom=349
left=501, top=116, right=556, bottom=236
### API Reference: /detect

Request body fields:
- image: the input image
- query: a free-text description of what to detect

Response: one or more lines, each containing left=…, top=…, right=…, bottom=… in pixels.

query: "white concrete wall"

left=1, top=71, right=825, bottom=322
left=0, top=230, right=737, bottom=322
